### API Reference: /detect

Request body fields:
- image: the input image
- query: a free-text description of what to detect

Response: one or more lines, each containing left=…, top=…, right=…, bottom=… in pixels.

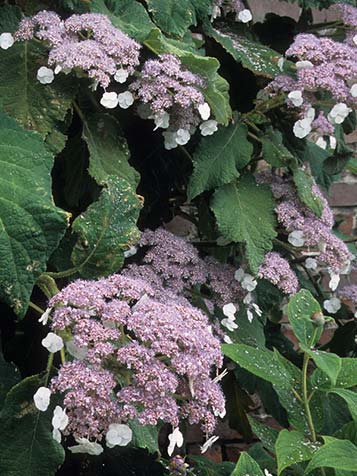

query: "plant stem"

left=28, top=301, right=45, bottom=315
left=44, top=353, right=54, bottom=386
left=45, top=267, right=78, bottom=279
left=302, top=352, right=317, bottom=442
left=37, top=274, right=60, bottom=298
left=247, top=131, right=263, bottom=143
left=60, top=348, right=66, bottom=365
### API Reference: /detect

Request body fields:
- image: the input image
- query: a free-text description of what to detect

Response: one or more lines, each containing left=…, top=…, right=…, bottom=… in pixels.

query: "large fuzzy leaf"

left=293, top=168, right=323, bottom=217
left=146, top=0, right=211, bottom=37
left=275, top=429, right=316, bottom=475
left=231, top=452, right=264, bottom=476
left=91, top=0, right=155, bottom=42
left=211, top=175, right=276, bottom=272
left=0, top=6, right=75, bottom=140
left=305, top=439, right=357, bottom=473
left=206, top=24, right=282, bottom=78
left=0, top=113, right=68, bottom=316
left=188, top=121, right=252, bottom=200
left=0, top=351, right=20, bottom=409
left=0, top=375, right=65, bottom=476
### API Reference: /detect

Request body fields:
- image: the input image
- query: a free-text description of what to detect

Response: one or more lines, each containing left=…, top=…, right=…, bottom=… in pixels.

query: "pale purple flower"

left=258, top=252, right=299, bottom=295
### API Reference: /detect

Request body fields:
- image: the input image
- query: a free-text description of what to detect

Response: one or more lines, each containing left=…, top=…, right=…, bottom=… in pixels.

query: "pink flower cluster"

left=257, top=171, right=352, bottom=273
left=258, top=251, right=299, bottom=295
left=49, top=268, right=225, bottom=439
left=130, top=54, right=206, bottom=133
left=15, top=11, right=141, bottom=88
left=338, top=284, right=357, bottom=304
left=266, top=4, right=357, bottom=137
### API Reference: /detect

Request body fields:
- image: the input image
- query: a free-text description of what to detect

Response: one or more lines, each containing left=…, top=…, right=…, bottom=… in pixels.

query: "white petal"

left=247, top=309, right=254, bottom=323
left=350, top=84, right=357, bottom=98
left=288, top=230, right=305, bottom=247
left=168, top=428, right=183, bottom=456
left=222, top=303, right=236, bottom=318
left=118, top=91, right=134, bottom=109
left=41, top=332, right=64, bottom=353
left=100, top=92, right=119, bottom=109
left=52, top=405, right=69, bottom=430
left=323, top=297, right=341, bottom=314
left=328, top=272, right=340, bottom=292
left=38, top=307, right=52, bottom=326
left=238, top=9, right=252, bottom=23
left=296, top=60, right=313, bottom=70
left=0, top=32, right=14, bottom=50
left=293, top=119, right=311, bottom=139
left=288, top=90, right=303, bottom=107
left=37, top=66, right=54, bottom=85
left=234, top=268, right=245, bottom=282
left=52, top=428, right=62, bottom=443
left=106, top=424, right=132, bottom=448
left=114, top=68, right=129, bottom=84
left=175, top=128, right=190, bottom=146
left=305, top=258, right=317, bottom=270
left=315, top=137, right=327, bottom=150
left=33, top=387, right=51, bottom=412
left=200, top=435, right=219, bottom=453
left=68, top=438, right=103, bottom=455
left=198, top=102, right=211, bottom=120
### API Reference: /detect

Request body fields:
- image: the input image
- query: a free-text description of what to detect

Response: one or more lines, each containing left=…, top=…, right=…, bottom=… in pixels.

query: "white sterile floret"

left=198, top=102, right=211, bottom=120
left=199, top=120, right=218, bottom=136
left=41, top=332, right=64, bottom=353
left=153, top=111, right=170, bottom=130
left=54, top=65, right=62, bottom=75
left=264, top=470, right=273, bottom=476
left=0, top=32, right=14, bottom=50
left=106, top=423, right=132, bottom=448
left=243, top=292, right=252, bottom=305
left=124, top=245, right=137, bottom=258
left=288, top=90, right=303, bottom=107
left=118, top=91, right=134, bottom=109
left=223, top=303, right=236, bottom=318
left=221, top=318, right=238, bottom=332
left=353, top=34, right=357, bottom=46
left=247, top=309, right=254, bottom=323
left=288, top=230, right=305, bottom=247
left=252, top=303, right=262, bottom=317
left=316, top=137, right=327, bottom=149
left=200, top=435, right=219, bottom=454
left=329, top=136, right=336, bottom=150
left=38, top=307, right=52, bottom=326
left=323, top=297, right=341, bottom=314
left=350, top=84, right=357, bottom=98
left=305, top=257, right=317, bottom=270
left=293, top=118, right=312, bottom=138
left=234, top=268, right=245, bottom=282
left=37, top=66, right=55, bottom=85
left=137, top=103, right=152, bottom=119
left=114, top=68, right=129, bottom=84
left=223, top=335, right=233, bottom=344
left=175, top=128, right=191, bottom=145
left=296, top=60, right=314, bottom=70
left=100, top=91, right=119, bottom=109
left=167, top=427, right=184, bottom=456
left=68, top=438, right=103, bottom=455
left=328, top=272, right=340, bottom=292
left=277, top=57, right=285, bottom=71
left=52, top=428, right=62, bottom=443
left=163, top=131, right=178, bottom=150
left=238, top=9, right=253, bottom=23
left=33, top=386, right=51, bottom=412
left=52, top=405, right=69, bottom=431
left=328, top=103, right=352, bottom=124
left=241, top=274, right=257, bottom=292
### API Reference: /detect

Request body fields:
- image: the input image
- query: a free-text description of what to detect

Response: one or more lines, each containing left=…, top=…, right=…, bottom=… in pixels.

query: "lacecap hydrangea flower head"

left=266, top=4, right=357, bottom=143
left=48, top=270, right=225, bottom=441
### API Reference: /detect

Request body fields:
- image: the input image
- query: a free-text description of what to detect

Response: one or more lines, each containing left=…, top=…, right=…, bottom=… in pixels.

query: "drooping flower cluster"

left=14, top=11, right=141, bottom=88
left=266, top=5, right=357, bottom=143
left=48, top=270, right=225, bottom=440
left=258, top=251, right=299, bottom=295
left=130, top=54, right=217, bottom=149
left=256, top=171, right=352, bottom=274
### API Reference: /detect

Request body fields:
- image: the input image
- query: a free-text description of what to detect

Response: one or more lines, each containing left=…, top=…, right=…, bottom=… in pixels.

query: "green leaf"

left=287, top=290, right=322, bottom=347
left=71, top=178, right=141, bottom=278
left=222, top=344, right=290, bottom=387
left=211, top=175, right=277, bottom=272
left=293, top=169, right=323, bottom=217
left=248, top=416, right=279, bottom=453
left=300, top=140, right=334, bottom=191
left=0, top=375, right=65, bottom=476
left=231, top=306, right=266, bottom=348
left=144, top=29, right=231, bottom=125
left=302, top=348, right=341, bottom=386
left=188, top=121, right=252, bottom=200
left=188, top=456, right=235, bottom=476
left=82, top=113, right=139, bottom=188
left=91, top=0, right=155, bottom=42
left=261, top=128, right=296, bottom=168
left=0, top=112, right=68, bottom=316
left=330, top=389, right=357, bottom=422
left=128, top=420, right=159, bottom=454
left=275, top=429, right=317, bottom=475
left=0, top=352, right=20, bottom=409
left=231, top=452, right=264, bottom=476
left=146, top=0, right=211, bottom=37
left=206, top=24, right=282, bottom=78
left=0, top=6, right=75, bottom=139
left=311, top=357, right=357, bottom=390
left=305, top=439, right=357, bottom=473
